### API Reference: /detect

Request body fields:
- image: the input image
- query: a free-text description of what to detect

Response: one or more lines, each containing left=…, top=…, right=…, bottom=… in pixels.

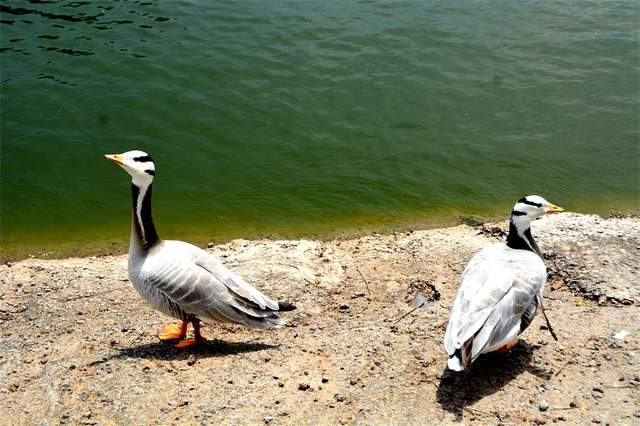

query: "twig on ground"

left=605, top=384, right=635, bottom=389
left=392, top=303, right=424, bottom=325
left=286, top=264, right=314, bottom=286
left=355, top=266, right=371, bottom=297
left=550, top=406, right=581, bottom=411
left=432, top=319, right=449, bottom=331
left=554, top=336, right=594, bottom=377
left=426, top=378, right=440, bottom=390
left=302, top=278, right=314, bottom=285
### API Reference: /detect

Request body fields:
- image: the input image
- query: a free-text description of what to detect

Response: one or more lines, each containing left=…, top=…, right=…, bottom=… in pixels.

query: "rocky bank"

left=1, top=213, right=639, bottom=425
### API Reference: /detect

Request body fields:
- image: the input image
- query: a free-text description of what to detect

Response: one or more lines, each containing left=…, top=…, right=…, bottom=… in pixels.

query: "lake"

left=1, top=0, right=638, bottom=260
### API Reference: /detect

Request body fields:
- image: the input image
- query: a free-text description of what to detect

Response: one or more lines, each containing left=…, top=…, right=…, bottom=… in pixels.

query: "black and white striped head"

left=511, top=195, right=563, bottom=223
left=104, top=150, right=156, bottom=187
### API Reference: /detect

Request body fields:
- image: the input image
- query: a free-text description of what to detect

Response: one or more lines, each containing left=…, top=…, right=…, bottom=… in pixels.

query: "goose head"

left=511, top=194, right=563, bottom=226
left=105, top=150, right=156, bottom=187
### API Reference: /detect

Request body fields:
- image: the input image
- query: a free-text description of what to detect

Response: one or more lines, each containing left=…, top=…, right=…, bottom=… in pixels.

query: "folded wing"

left=445, top=245, right=545, bottom=366
left=141, top=241, right=287, bottom=329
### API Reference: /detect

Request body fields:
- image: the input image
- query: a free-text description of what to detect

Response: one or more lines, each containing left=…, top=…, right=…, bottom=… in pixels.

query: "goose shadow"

left=436, top=341, right=552, bottom=421
left=89, top=339, right=278, bottom=365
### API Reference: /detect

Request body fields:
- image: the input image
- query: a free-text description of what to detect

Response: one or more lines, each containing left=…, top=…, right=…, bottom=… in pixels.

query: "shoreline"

left=1, top=212, right=639, bottom=424
left=1, top=208, right=638, bottom=264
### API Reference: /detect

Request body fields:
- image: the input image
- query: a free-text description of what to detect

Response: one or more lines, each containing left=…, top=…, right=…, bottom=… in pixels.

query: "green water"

left=1, top=1, right=639, bottom=261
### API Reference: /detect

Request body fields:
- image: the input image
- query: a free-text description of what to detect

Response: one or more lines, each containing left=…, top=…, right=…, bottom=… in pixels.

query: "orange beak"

left=104, top=154, right=124, bottom=165
left=545, top=203, right=564, bottom=213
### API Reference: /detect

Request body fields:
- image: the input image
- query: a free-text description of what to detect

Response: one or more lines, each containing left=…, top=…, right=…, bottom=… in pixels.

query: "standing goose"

left=105, top=150, right=295, bottom=348
left=444, top=195, right=563, bottom=371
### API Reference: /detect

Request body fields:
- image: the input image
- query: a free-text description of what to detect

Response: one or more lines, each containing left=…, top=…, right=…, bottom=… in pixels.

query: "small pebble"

left=539, top=400, right=549, bottom=412
left=298, top=383, right=310, bottom=391
left=263, top=416, right=273, bottom=424
left=321, top=377, right=329, bottom=383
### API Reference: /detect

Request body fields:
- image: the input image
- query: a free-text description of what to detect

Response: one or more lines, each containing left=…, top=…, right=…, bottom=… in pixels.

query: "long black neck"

left=131, top=183, right=159, bottom=250
left=506, top=219, right=543, bottom=259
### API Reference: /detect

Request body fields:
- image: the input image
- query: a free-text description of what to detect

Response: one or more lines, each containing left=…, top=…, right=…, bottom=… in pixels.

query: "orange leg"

left=174, top=320, right=206, bottom=349
left=158, top=322, right=188, bottom=341
left=497, top=339, right=518, bottom=352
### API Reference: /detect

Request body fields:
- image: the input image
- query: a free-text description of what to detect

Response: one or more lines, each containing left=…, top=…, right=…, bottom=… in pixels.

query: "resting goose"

left=444, top=195, right=563, bottom=371
left=105, top=150, right=295, bottom=348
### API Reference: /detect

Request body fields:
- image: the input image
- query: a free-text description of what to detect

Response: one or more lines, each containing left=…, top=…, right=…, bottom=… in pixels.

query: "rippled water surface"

left=1, top=1, right=639, bottom=259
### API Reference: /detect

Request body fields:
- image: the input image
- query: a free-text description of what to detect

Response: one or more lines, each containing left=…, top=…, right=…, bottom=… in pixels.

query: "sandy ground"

left=1, top=213, right=639, bottom=425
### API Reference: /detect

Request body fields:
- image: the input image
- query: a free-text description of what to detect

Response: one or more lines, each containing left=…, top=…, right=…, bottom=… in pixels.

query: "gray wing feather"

left=140, top=241, right=285, bottom=328
left=445, top=245, right=499, bottom=354
left=192, top=250, right=280, bottom=311
left=444, top=244, right=546, bottom=362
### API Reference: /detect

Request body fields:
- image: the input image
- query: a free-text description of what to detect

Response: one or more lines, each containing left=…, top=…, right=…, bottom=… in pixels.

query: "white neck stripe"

left=517, top=225, right=534, bottom=251
left=136, top=183, right=148, bottom=243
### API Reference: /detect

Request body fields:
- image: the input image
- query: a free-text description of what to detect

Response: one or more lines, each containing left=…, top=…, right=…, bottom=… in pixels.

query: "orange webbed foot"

left=497, top=339, right=519, bottom=352
left=158, top=323, right=187, bottom=341
left=174, top=337, right=205, bottom=349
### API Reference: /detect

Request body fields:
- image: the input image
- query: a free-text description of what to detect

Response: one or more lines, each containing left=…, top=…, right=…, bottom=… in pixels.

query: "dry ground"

left=1, top=213, right=639, bottom=425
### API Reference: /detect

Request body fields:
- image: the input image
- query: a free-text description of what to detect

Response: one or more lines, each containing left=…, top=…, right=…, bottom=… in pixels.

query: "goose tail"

left=447, top=354, right=464, bottom=371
